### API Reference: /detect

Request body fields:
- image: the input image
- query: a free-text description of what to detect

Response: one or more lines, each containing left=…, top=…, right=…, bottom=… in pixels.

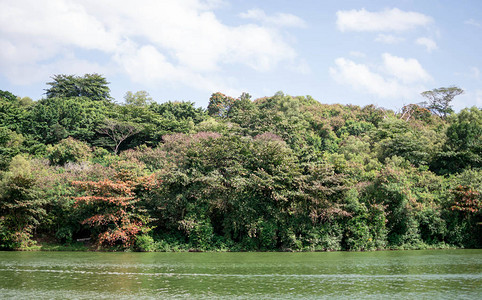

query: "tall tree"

left=0, top=90, right=29, bottom=132
left=72, top=179, right=146, bottom=248
left=207, top=92, right=236, bottom=118
left=97, top=119, right=140, bottom=154
left=421, top=86, right=464, bottom=118
left=124, top=91, right=153, bottom=106
left=0, top=156, right=46, bottom=249
left=0, top=90, right=17, bottom=102
left=45, top=74, right=112, bottom=102
left=27, top=96, right=108, bottom=144
left=0, top=127, right=24, bottom=170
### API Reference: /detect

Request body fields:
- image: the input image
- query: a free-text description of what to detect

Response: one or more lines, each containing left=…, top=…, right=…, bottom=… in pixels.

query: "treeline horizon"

left=0, top=74, right=480, bottom=251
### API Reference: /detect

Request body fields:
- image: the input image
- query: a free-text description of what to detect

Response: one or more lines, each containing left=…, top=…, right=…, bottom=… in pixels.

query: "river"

left=0, top=249, right=480, bottom=299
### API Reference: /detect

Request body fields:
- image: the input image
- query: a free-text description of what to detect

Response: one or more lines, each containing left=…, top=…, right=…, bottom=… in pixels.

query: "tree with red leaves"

left=451, top=185, right=481, bottom=215
left=207, top=92, right=237, bottom=118
left=72, top=179, right=147, bottom=248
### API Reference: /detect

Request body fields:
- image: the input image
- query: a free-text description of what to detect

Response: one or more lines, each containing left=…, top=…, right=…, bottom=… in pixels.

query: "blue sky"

left=1, top=0, right=481, bottom=110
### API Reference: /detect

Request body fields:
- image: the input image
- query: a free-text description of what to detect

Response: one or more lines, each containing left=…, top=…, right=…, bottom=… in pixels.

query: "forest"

left=0, top=74, right=480, bottom=251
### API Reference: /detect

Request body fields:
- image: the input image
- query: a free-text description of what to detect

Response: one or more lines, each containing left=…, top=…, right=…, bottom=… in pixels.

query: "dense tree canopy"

left=0, top=76, right=480, bottom=251
left=26, top=96, right=109, bottom=144
left=45, top=74, right=112, bottom=102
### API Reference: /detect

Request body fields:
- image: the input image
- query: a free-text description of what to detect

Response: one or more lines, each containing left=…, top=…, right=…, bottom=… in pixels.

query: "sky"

left=1, top=0, right=481, bottom=111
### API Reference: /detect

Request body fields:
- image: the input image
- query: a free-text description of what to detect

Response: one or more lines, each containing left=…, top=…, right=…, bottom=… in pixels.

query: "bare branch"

left=97, top=119, right=140, bottom=154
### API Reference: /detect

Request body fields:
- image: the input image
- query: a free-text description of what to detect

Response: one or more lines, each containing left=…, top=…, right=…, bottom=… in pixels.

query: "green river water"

left=0, top=249, right=480, bottom=299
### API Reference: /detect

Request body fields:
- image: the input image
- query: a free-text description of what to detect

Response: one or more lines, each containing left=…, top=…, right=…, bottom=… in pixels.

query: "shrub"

left=135, top=234, right=156, bottom=252
left=47, top=137, right=92, bottom=165
left=0, top=155, right=46, bottom=249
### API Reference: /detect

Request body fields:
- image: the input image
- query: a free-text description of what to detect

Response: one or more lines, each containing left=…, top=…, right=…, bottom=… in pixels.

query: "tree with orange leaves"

left=451, top=185, right=481, bottom=216
left=72, top=179, right=148, bottom=248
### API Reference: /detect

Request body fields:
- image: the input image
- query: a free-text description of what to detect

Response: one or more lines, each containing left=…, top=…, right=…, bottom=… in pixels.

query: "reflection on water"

left=0, top=250, right=481, bottom=299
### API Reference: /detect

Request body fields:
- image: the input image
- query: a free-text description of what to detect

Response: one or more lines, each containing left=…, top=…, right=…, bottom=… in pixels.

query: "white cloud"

left=0, top=38, right=107, bottom=85
left=0, top=0, right=301, bottom=93
left=465, top=19, right=482, bottom=28
left=375, top=34, right=405, bottom=44
left=330, top=58, right=399, bottom=98
left=330, top=54, right=431, bottom=99
left=416, top=37, right=438, bottom=52
left=239, top=9, right=306, bottom=28
left=114, top=45, right=240, bottom=95
left=382, top=53, right=432, bottom=83
left=336, top=8, right=432, bottom=32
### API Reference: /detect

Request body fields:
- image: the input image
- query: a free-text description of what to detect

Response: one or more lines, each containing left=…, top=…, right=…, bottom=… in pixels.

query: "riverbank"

left=15, top=236, right=462, bottom=252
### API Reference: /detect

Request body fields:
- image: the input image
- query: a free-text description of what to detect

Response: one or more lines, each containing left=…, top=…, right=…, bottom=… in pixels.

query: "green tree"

left=0, top=90, right=17, bottom=102
left=433, top=107, right=482, bottom=173
left=112, top=101, right=206, bottom=149
left=0, top=156, right=46, bottom=249
left=124, top=91, right=153, bottom=106
left=207, top=92, right=236, bottom=118
left=0, top=90, right=29, bottom=132
left=0, top=127, right=24, bottom=170
left=372, top=117, right=442, bottom=167
left=27, top=96, right=108, bottom=144
left=97, top=119, right=140, bottom=154
left=421, top=86, right=464, bottom=118
left=150, top=101, right=206, bottom=123
left=445, top=169, right=482, bottom=247
left=367, top=156, right=448, bottom=248
left=47, top=137, right=92, bottom=166
left=45, top=74, right=112, bottom=102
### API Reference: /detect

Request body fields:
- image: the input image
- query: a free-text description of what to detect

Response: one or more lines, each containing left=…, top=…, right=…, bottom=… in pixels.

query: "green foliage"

left=207, top=92, right=237, bottom=118
left=105, top=100, right=207, bottom=150
left=47, top=137, right=92, bottom=165
left=421, top=86, right=463, bottom=118
left=97, top=119, right=141, bottom=154
left=0, top=156, right=46, bottom=249
left=179, top=218, right=214, bottom=250
left=1, top=76, right=480, bottom=251
left=27, top=96, right=108, bottom=144
left=45, top=74, right=112, bottom=102
left=373, top=117, right=442, bottom=167
left=135, top=234, right=156, bottom=252
left=433, top=107, right=482, bottom=174
left=306, top=223, right=344, bottom=251
left=124, top=91, right=153, bottom=106
left=148, top=133, right=303, bottom=250
left=0, top=90, right=30, bottom=132
left=341, top=189, right=388, bottom=250
left=0, top=90, right=17, bottom=102
left=367, top=156, right=451, bottom=248
left=445, top=170, right=482, bottom=247
left=0, top=127, right=24, bottom=170
left=150, top=101, right=206, bottom=124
